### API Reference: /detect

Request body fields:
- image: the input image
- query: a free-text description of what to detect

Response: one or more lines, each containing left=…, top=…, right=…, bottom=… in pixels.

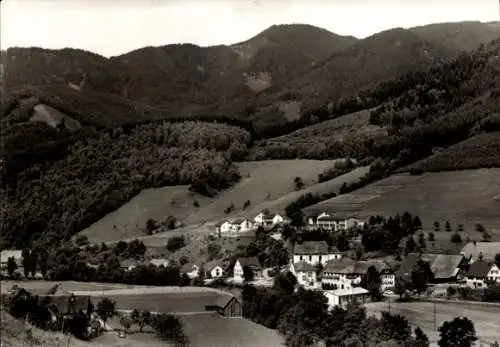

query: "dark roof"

left=293, top=261, right=316, bottom=272
left=40, top=295, right=92, bottom=313
left=294, top=241, right=330, bottom=255
left=466, top=261, right=495, bottom=278
left=180, top=263, right=199, bottom=273
left=208, top=295, right=238, bottom=309
left=322, top=258, right=390, bottom=275
left=237, top=257, right=262, bottom=270
left=397, top=253, right=463, bottom=280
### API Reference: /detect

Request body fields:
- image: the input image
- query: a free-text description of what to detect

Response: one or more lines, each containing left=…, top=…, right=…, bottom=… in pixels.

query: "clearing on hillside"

left=183, top=159, right=355, bottom=225
left=79, top=186, right=209, bottom=243
left=403, top=131, right=500, bottom=173
left=365, top=301, right=500, bottom=345
left=80, top=159, right=352, bottom=243
left=303, top=169, right=500, bottom=240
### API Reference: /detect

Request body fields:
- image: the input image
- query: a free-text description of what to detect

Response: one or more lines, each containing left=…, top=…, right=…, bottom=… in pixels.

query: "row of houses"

left=217, top=211, right=289, bottom=234
left=306, top=213, right=366, bottom=232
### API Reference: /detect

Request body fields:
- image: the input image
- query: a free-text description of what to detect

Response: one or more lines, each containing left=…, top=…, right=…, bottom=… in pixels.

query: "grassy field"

left=81, top=159, right=364, bottom=244
left=403, top=131, right=500, bottom=173
left=178, top=312, right=284, bottom=347
left=365, top=301, right=500, bottom=345
left=0, top=280, right=135, bottom=295
left=303, top=169, right=500, bottom=241
left=78, top=186, right=209, bottom=243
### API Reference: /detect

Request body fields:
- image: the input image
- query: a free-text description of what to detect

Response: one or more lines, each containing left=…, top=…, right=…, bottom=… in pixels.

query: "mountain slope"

left=410, top=21, right=500, bottom=52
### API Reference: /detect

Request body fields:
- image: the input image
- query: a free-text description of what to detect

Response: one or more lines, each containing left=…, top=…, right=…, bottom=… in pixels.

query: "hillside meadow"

left=303, top=168, right=500, bottom=241
left=80, top=159, right=363, bottom=243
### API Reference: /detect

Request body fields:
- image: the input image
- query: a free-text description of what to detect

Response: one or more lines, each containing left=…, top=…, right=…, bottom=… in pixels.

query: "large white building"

left=293, top=241, right=342, bottom=265
left=306, top=213, right=365, bottom=232
left=290, top=261, right=320, bottom=289
left=465, top=261, right=500, bottom=288
left=324, top=287, right=369, bottom=309
left=254, top=211, right=285, bottom=228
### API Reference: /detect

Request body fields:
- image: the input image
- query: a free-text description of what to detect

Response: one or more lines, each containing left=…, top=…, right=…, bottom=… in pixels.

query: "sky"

left=1, top=0, right=498, bottom=57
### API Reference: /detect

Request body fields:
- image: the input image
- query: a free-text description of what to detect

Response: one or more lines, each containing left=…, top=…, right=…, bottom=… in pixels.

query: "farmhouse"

left=306, top=212, right=365, bottom=232
left=254, top=211, right=285, bottom=227
left=205, top=261, right=225, bottom=279
left=324, top=287, right=369, bottom=309
left=293, top=241, right=342, bottom=265
left=465, top=261, right=500, bottom=288
left=233, top=257, right=263, bottom=282
left=290, top=261, right=320, bottom=289
left=0, top=250, right=23, bottom=270
left=181, top=263, right=200, bottom=279
left=149, top=258, right=169, bottom=268
left=218, top=218, right=255, bottom=234
left=396, top=253, right=464, bottom=284
left=321, top=258, right=392, bottom=290
left=461, top=242, right=500, bottom=264
left=120, top=259, right=140, bottom=272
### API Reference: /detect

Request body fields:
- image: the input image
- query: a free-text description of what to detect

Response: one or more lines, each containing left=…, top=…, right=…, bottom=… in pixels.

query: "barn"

left=205, top=295, right=242, bottom=318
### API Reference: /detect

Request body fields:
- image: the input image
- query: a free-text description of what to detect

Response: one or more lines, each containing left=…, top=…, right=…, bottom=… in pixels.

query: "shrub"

left=451, top=233, right=462, bottom=243
left=166, top=236, right=186, bottom=252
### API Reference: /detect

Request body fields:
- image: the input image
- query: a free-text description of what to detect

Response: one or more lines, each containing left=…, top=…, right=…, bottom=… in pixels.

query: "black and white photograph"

left=1, top=0, right=500, bottom=346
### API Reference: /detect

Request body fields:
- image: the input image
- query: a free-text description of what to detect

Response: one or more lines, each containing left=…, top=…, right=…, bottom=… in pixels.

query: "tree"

left=450, top=233, right=462, bottom=243
left=153, top=314, right=188, bottom=345
left=394, top=279, right=408, bottom=300
left=495, top=253, right=500, bottom=268
left=7, top=257, right=17, bottom=277
left=412, top=216, right=422, bottom=232
left=243, top=200, right=251, bottom=209
left=207, top=243, right=221, bottom=260
left=457, top=224, right=464, bottom=233
left=444, top=221, right=452, bottom=232
left=293, top=177, right=304, bottom=190
left=433, top=221, right=441, bottom=232
left=166, top=236, right=186, bottom=252
left=482, top=231, right=492, bottom=242
left=165, top=216, right=176, bottom=230
left=414, top=327, right=430, bottom=347
left=146, top=219, right=157, bottom=235
left=96, top=298, right=116, bottom=323
left=411, top=260, right=433, bottom=296
left=428, top=232, right=435, bottom=242
left=243, top=266, right=255, bottom=282
left=475, top=223, right=485, bottom=233
left=22, top=249, right=31, bottom=277
left=404, top=237, right=417, bottom=256
left=120, top=316, right=131, bottom=332
left=438, top=317, right=477, bottom=347
left=362, top=266, right=382, bottom=301
left=418, top=233, right=426, bottom=249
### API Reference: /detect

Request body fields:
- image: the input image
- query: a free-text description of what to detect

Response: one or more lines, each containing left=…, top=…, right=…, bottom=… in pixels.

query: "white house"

left=380, top=268, right=396, bottom=292
left=149, top=258, right=169, bottom=268
left=208, top=265, right=225, bottom=279
left=254, top=211, right=284, bottom=228
left=293, top=241, right=342, bottom=265
left=0, top=250, right=23, bottom=270
left=233, top=257, right=263, bottom=282
left=290, top=261, right=320, bottom=289
left=307, top=213, right=365, bottom=232
left=324, top=287, right=369, bottom=309
left=219, top=221, right=237, bottom=234
left=181, top=263, right=200, bottom=279
left=238, top=218, right=255, bottom=232
left=465, top=261, right=500, bottom=288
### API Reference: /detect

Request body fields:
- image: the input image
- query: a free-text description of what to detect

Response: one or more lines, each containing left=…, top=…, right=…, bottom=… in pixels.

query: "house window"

left=319, top=255, right=322, bottom=262
left=300, top=256, right=303, bottom=261
left=309, top=255, right=312, bottom=261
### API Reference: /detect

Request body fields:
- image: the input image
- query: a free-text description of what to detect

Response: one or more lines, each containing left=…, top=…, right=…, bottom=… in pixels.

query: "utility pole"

left=433, top=302, right=437, bottom=331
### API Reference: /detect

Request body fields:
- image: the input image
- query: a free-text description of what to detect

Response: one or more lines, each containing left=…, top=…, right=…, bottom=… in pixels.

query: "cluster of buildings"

left=216, top=211, right=288, bottom=234
left=305, top=213, right=366, bottom=232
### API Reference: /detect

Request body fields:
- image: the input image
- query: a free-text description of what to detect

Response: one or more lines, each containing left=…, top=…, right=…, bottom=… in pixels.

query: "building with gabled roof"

left=397, top=253, right=464, bottom=283
left=290, top=261, right=320, bottom=289
left=324, top=287, right=369, bottom=309
left=465, top=261, right=500, bottom=288
left=233, top=257, right=263, bottom=282
left=293, top=241, right=342, bottom=265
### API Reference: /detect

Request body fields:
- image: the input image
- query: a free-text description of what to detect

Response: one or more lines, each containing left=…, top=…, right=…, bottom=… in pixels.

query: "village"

left=2, top=208, right=499, bottom=312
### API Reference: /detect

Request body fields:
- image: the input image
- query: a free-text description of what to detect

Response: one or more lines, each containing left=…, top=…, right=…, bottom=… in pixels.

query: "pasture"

left=365, top=300, right=500, bottom=345
left=0, top=280, right=135, bottom=295
left=303, top=169, right=500, bottom=241
left=78, top=185, right=209, bottom=243
left=178, top=312, right=285, bottom=347
left=81, top=159, right=364, bottom=244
